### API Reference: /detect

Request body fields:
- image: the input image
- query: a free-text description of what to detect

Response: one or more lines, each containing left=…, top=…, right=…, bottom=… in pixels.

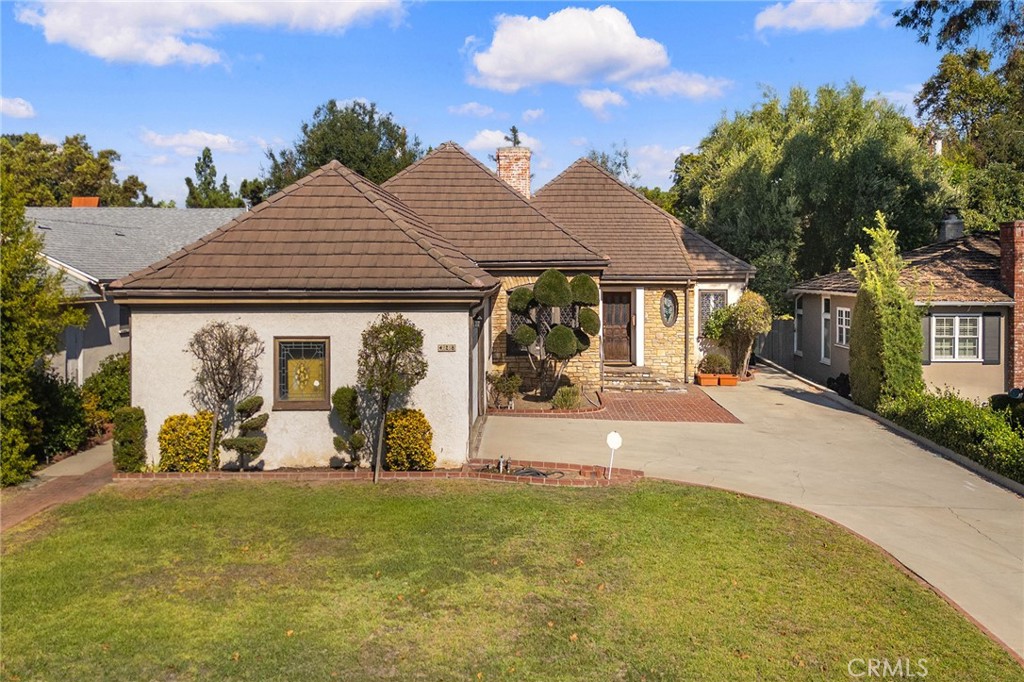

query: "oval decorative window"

left=660, top=291, right=678, bottom=327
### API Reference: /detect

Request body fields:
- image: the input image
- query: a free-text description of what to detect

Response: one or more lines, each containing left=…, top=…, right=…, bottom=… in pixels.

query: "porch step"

left=602, top=368, right=687, bottom=393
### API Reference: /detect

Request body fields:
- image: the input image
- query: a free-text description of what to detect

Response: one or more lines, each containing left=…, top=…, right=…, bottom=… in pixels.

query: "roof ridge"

left=353, top=176, right=491, bottom=289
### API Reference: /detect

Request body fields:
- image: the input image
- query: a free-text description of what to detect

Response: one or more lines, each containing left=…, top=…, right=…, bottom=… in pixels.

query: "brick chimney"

left=1001, top=220, right=1024, bottom=389
left=495, top=146, right=531, bottom=199
left=71, top=196, right=100, bottom=207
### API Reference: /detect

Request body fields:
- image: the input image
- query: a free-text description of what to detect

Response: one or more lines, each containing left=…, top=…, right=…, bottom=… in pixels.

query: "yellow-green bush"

left=158, top=412, right=220, bottom=472
left=384, top=408, right=435, bottom=471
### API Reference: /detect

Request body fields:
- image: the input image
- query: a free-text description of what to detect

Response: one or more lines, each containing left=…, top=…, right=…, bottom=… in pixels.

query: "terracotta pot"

left=718, top=374, right=739, bottom=387
left=695, top=373, right=719, bottom=386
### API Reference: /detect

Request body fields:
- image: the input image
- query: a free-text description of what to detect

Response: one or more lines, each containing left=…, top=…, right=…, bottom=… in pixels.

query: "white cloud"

left=147, top=155, right=172, bottom=166
left=448, top=102, right=495, bottom=117
left=633, top=144, right=690, bottom=188
left=577, top=89, right=627, bottom=119
left=877, top=84, right=920, bottom=115
left=569, top=136, right=589, bottom=147
left=522, top=108, right=544, bottom=122
left=627, top=70, right=731, bottom=100
left=141, top=129, right=246, bottom=156
left=469, top=6, right=668, bottom=93
left=755, top=0, right=879, bottom=32
left=464, top=129, right=543, bottom=152
left=1, top=97, right=36, bottom=118
left=16, top=1, right=402, bottom=66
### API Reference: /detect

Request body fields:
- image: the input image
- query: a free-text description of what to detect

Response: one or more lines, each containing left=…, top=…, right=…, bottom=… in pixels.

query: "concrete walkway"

left=480, top=367, right=1024, bottom=657
left=0, top=442, right=114, bottom=532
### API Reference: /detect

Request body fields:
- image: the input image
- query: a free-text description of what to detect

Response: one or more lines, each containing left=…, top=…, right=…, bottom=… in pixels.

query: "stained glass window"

left=699, top=290, right=727, bottom=336
left=276, top=339, right=328, bottom=405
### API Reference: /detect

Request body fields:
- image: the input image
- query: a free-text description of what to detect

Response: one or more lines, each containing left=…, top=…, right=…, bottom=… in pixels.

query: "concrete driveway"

left=480, top=366, right=1024, bottom=658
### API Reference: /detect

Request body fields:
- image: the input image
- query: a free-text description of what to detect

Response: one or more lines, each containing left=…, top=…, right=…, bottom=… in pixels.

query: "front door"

left=603, top=292, right=632, bottom=363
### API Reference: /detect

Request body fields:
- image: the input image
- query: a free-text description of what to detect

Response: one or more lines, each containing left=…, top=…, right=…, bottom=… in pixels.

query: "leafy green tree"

left=894, top=1, right=1022, bottom=59
left=586, top=142, right=640, bottom=186
left=672, top=84, right=947, bottom=313
left=246, top=100, right=423, bottom=201
left=1, top=184, right=86, bottom=485
left=0, top=133, right=154, bottom=206
left=701, top=291, right=774, bottom=376
left=357, top=313, right=428, bottom=483
left=185, top=147, right=245, bottom=208
left=508, top=270, right=600, bottom=396
left=849, top=213, right=924, bottom=411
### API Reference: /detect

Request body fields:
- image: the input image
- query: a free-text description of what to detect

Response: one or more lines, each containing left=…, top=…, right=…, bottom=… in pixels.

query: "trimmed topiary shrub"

left=698, top=353, right=731, bottom=374
left=575, top=330, right=591, bottom=353
left=82, top=353, right=130, bottom=414
left=158, top=412, right=220, bottom=472
left=331, top=386, right=366, bottom=463
left=384, top=408, right=436, bottom=471
left=508, top=287, right=534, bottom=314
left=544, top=325, right=578, bottom=359
left=533, top=269, right=572, bottom=308
left=881, top=391, right=1024, bottom=484
left=221, top=396, right=268, bottom=470
left=112, top=407, right=146, bottom=472
left=570, top=274, right=599, bottom=306
left=578, top=307, right=601, bottom=336
left=552, top=385, right=582, bottom=410
left=513, top=324, right=538, bottom=347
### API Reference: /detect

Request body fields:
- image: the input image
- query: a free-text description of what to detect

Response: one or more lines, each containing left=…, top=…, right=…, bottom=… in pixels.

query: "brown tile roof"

left=111, top=161, right=497, bottom=298
left=382, top=143, right=607, bottom=269
left=790, top=234, right=1011, bottom=303
left=533, top=159, right=754, bottom=281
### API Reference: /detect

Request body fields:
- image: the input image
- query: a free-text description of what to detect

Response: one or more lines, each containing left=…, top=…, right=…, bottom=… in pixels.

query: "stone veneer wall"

left=643, top=285, right=697, bottom=382
left=490, top=273, right=603, bottom=391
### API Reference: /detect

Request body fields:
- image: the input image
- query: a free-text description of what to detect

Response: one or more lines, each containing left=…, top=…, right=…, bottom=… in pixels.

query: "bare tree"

left=186, top=322, right=264, bottom=469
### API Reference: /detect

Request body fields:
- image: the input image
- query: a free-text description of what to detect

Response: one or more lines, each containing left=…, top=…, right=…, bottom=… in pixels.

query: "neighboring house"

left=110, top=145, right=753, bottom=469
left=784, top=220, right=1024, bottom=403
left=28, top=207, right=245, bottom=384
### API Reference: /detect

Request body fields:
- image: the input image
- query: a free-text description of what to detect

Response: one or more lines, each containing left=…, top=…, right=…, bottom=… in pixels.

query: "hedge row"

left=879, top=391, right=1024, bottom=484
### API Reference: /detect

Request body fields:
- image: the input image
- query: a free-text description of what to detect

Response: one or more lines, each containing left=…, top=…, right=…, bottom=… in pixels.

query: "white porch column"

left=635, top=288, right=645, bottom=367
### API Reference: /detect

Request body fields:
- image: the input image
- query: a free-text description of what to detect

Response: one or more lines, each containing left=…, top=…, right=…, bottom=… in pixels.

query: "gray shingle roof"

left=27, top=207, right=245, bottom=282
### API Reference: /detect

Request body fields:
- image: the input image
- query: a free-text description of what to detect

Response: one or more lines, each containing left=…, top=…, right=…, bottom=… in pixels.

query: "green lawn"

left=2, top=481, right=1020, bottom=681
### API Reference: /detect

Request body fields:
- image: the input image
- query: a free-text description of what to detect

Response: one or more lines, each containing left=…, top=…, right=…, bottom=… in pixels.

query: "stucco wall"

left=924, top=305, right=1009, bottom=403
left=791, top=293, right=856, bottom=386
left=130, top=304, right=475, bottom=470
left=53, top=299, right=130, bottom=385
left=642, top=285, right=696, bottom=381
left=490, top=272, right=602, bottom=390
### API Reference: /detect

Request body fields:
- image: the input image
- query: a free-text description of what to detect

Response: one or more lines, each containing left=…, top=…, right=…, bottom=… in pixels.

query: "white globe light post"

left=606, top=431, right=622, bottom=480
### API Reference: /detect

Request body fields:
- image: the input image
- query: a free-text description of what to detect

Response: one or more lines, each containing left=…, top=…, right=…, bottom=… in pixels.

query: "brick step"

left=602, top=373, right=688, bottom=393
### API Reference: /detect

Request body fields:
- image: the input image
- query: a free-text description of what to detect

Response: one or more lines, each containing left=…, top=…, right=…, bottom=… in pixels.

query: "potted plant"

left=696, top=353, right=730, bottom=386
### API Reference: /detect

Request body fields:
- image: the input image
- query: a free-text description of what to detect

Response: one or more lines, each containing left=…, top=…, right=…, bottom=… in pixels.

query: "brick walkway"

left=1, top=459, right=113, bottom=532
left=493, top=387, right=740, bottom=423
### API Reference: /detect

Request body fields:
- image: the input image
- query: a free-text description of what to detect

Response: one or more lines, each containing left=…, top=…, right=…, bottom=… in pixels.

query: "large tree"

left=246, top=100, right=423, bottom=202
left=672, top=83, right=947, bottom=313
left=1, top=183, right=86, bottom=485
left=0, top=133, right=154, bottom=206
left=185, top=147, right=245, bottom=209
left=894, top=1, right=1021, bottom=59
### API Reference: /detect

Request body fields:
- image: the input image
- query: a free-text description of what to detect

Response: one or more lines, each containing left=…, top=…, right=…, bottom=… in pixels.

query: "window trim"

left=835, top=307, right=851, bottom=348
left=930, top=314, right=982, bottom=362
left=699, top=289, right=728, bottom=338
left=273, top=336, right=331, bottom=411
left=820, top=296, right=831, bottom=365
left=793, top=295, right=803, bottom=357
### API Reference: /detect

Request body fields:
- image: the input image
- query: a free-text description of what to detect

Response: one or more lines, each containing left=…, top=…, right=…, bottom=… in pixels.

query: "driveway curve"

left=480, top=366, right=1024, bottom=658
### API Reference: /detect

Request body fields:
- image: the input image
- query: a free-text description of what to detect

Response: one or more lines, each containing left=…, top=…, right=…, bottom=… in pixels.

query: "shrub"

left=331, top=386, right=365, bottom=460
left=570, top=274, right=600, bottom=306
left=701, top=291, right=773, bottom=375
left=578, top=307, right=601, bottom=336
left=29, top=368, right=88, bottom=460
left=508, top=287, right=534, bottom=314
left=82, top=353, right=130, bottom=414
left=574, top=330, right=591, bottom=353
left=698, top=353, right=731, bottom=374
left=158, top=412, right=220, bottom=472
left=113, top=407, right=147, bottom=472
left=552, top=385, right=582, bottom=410
left=880, top=391, right=1024, bottom=484
left=533, top=269, right=572, bottom=308
left=384, top=408, right=435, bottom=471
left=544, top=325, right=578, bottom=359
left=82, top=391, right=110, bottom=438
left=221, top=396, right=269, bottom=469
left=487, top=372, right=522, bottom=406
left=513, top=324, right=538, bottom=347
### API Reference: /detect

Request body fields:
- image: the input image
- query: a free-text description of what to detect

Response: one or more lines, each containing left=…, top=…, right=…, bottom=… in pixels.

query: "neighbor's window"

left=275, top=338, right=329, bottom=408
left=836, top=307, right=851, bottom=347
left=794, top=295, right=804, bottom=356
left=699, top=290, right=727, bottom=337
left=932, top=315, right=980, bottom=360
left=821, top=297, right=831, bottom=364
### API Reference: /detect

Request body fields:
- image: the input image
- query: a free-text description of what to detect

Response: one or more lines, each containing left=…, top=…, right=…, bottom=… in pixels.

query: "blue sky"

left=1, top=1, right=944, bottom=205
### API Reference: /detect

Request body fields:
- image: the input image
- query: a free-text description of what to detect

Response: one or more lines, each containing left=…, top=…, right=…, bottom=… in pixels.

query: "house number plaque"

left=437, top=344, right=456, bottom=352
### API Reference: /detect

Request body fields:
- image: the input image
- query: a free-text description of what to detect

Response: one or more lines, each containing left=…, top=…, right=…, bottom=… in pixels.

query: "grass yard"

left=2, top=481, right=1021, bottom=681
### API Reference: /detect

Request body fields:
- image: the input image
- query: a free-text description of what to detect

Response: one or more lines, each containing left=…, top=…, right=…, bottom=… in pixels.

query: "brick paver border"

left=490, top=388, right=740, bottom=423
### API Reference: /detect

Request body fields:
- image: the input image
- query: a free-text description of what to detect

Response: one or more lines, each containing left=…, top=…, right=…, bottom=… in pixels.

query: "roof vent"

left=938, top=209, right=964, bottom=242
left=71, top=196, right=100, bottom=207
